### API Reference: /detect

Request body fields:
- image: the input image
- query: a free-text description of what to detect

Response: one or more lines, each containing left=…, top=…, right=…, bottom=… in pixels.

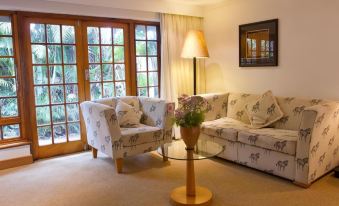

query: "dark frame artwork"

left=239, top=19, right=278, bottom=67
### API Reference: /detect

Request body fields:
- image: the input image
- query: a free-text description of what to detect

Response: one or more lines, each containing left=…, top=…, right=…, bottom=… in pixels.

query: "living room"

left=1, top=0, right=339, bottom=205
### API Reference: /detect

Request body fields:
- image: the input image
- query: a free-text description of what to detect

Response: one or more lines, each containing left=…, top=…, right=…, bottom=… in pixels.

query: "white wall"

left=203, top=0, right=339, bottom=100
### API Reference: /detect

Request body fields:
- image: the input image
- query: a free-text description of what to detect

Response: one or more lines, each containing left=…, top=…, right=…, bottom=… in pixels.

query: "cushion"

left=227, top=93, right=260, bottom=124
left=238, top=128, right=298, bottom=155
left=201, top=117, right=250, bottom=141
left=199, top=93, right=228, bottom=121
left=245, top=90, right=283, bottom=128
left=116, top=100, right=142, bottom=127
left=119, top=124, right=163, bottom=147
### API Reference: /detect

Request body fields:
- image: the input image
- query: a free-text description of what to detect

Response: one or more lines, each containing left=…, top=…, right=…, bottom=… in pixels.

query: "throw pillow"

left=245, top=90, right=283, bottom=128
left=116, top=100, right=143, bottom=128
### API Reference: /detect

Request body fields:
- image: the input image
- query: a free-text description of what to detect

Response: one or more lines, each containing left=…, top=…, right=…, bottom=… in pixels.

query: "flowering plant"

left=174, top=94, right=208, bottom=127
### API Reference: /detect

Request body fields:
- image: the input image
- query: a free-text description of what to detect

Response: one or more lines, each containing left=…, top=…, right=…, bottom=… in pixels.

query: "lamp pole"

left=193, top=57, right=197, bottom=95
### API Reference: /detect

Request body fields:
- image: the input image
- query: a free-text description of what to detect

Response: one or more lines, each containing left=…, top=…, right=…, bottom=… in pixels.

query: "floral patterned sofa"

left=80, top=96, right=175, bottom=173
left=199, top=92, right=339, bottom=187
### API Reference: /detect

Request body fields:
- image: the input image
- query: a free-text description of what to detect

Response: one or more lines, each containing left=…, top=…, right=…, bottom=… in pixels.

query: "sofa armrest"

left=80, top=101, right=121, bottom=157
left=295, top=103, right=339, bottom=185
left=199, top=93, right=228, bottom=121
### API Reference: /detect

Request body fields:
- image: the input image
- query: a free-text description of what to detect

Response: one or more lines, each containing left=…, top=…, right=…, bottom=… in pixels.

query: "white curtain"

left=160, top=13, right=206, bottom=102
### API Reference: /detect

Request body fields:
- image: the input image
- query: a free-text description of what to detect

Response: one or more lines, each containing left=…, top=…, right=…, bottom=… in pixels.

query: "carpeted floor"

left=1, top=152, right=339, bottom=206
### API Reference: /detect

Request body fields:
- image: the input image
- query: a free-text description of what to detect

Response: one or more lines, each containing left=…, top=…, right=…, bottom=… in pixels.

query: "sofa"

left=199, top=92, right=339, bottom=187
left=80, top=96, right=175, bottom=173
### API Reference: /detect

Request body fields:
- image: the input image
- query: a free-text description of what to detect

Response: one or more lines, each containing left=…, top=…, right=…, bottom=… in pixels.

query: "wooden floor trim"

left=0, top=155, right=33, bottom=170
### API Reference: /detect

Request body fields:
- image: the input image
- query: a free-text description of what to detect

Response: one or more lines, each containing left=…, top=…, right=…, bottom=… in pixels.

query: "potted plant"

left=175, top=94, right=208, bottom=149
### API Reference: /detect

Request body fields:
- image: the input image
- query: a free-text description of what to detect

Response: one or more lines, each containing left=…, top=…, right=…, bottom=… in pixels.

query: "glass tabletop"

left=157, top=139, right=224, bottom=160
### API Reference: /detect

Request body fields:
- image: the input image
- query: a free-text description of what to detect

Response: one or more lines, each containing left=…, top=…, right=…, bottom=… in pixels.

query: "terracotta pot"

left=180, top=126, right=200, bottom=149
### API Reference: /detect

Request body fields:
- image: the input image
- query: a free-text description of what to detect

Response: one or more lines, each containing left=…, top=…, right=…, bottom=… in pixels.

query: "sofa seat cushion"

left=238, top=128, right=298, bottom=155
left=201, top=117, right=249, bottom=141
left=119, top=124, right=163, bottom=147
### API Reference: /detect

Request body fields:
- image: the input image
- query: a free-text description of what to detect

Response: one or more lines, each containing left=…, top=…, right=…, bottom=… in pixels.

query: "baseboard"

left=0, top=155, right=33, bottom=170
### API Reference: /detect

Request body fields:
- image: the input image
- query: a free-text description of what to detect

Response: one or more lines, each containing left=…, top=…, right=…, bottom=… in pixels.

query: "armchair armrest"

left=80, top=101, right=121, bottom=157
left=295, top=102, right=339, bottom=185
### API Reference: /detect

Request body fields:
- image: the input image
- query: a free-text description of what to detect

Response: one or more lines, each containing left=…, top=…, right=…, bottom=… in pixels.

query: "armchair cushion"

left=116, top=100, right=142, bottom=127
left=119, top=124, right=163, bottom=147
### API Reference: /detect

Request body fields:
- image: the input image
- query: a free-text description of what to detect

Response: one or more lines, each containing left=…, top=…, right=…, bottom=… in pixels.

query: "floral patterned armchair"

left=80, top=96, right=175, bottom=173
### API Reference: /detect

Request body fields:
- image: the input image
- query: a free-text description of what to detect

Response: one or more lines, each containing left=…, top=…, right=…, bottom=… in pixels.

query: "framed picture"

left=239, top=19, right=278, bottom=67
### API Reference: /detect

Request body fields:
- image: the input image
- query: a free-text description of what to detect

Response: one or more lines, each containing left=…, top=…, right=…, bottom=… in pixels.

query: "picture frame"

left=239, top=19, right=278, bottom=67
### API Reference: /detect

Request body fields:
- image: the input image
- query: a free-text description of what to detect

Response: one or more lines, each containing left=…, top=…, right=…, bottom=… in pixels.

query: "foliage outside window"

left=0, top=15, right=21, bottom=141
left=135, top=24, right=160, bottom=98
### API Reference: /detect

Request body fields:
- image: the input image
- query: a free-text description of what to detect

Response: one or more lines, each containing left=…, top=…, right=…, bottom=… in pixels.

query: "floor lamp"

left=181, top=30, right=210, bottom=95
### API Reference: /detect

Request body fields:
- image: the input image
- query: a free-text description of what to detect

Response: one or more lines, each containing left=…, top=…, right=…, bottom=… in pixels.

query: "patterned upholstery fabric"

left=273, top=96, right=328, bottom=130
left=245, top=91, right=284, bottom=128
left=199, top=93, right=228, bottom=121
left=201, top=117, right=249, bottom=141
left=80, top=97, right=175, bottom=160
left=238, top=128, right=298, bottom=155
left=227, top=93, right=259, bottom=124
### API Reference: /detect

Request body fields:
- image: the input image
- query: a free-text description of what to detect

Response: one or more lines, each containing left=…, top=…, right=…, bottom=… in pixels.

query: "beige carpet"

left=1, top=152, right=339, bottom=206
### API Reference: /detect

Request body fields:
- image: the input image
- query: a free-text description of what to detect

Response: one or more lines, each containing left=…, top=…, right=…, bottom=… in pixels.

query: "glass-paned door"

left=25, top=18, right=85, bottom=158
left=83, top=22, right=130, bottom=100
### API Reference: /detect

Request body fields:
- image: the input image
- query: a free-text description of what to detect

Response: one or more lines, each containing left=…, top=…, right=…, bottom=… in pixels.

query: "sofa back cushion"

left=227, top=93, right=260, bottom=124
left=272, top=97, right=327, bottom=130
left=200, top=93, right=228, bottom=121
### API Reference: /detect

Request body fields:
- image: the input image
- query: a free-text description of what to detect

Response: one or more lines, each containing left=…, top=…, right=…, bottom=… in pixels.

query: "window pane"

left=100, top=27, right=112, bottom=44
left=63, top=45, right=76, bottom=64
left=31, top=45, right=46, bottom=64
left=62, top=26, right=75, bottom=44
left=89, top=64, right=101, bottom=82
left=48, top=45, right=62, bottom=64
left=30, top=23, right=45, bottom=43
left=103, top=82, right=114, bottom=98
left=47, top=24, right=61, bottom=43
left=38, top=126, right=52, bottom=146
left=33, top=66, right=48, bottom=85
left=114, top=46, right=124, bottom=63
left=147, top=26, right=157, bottom=40
left=0, top=37, right=13, bottom=56
left=68, top=122, right=81, bottom=141
left=34, top=86, right=49, bottom=105
left=101, top=46, right=112, bottom=63
left=148, top=72, right=158, bottom=86
left=90, top=83, right=102, bottom=100
left=36, top=106, right=51, bottom=125
left=136, top=41, right=146, bottom=56
left=50, top=85, right=65, bottom=104
left=113, top=28, right=124, bottom=45
left=52, top=105, right=65, bottom=123
left=135, top=25, right=146, bottom=40
left=88, top=46, right=100, bottom=63
left=136, top=57, right=146, bottom=71
left=0, top=78, right=16, bottom=97
left=65, top=85, right=78, bottom=103
left=102, top=64, right=113, bottom=81
left=148, top=57, right=158, bottom=71
left=138, top=88, right=148, bottom=97
left=137, top=72, right=147, bottom=87
left=3, top=124, right=20, bottom=139
left=0, top=58, right=15, bottom=76
left=147, top=41, right=157, bottom=55
left=115, top=82, right=126, bottom=97
left=149, top=87, right=159, bottom=98
left=64, top=65, right=77, bottom=83
left=53, top=124, right=67, bottom=143
left=0, top=98, right=18, bottom=117
left=66, top=104, right=79, bottom=122
left=114, top=64, right=125, bottom=81
left=87, top=27, right=99, bottom=44
left=0, top=16, right=12, bottom=35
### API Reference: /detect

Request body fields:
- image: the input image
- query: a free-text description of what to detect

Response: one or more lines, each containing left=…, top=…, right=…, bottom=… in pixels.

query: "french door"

left=82, top=21, right=131, bottom=100
left=25, top=18, right=86, bottom=158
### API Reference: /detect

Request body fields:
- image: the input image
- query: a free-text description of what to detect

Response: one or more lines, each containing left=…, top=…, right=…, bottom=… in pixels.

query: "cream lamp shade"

left=181, top=30, right=209, bottom=59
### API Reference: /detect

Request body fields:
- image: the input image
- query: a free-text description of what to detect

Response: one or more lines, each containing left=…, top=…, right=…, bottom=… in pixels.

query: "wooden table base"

left=170, top=186, right=212, bottom=206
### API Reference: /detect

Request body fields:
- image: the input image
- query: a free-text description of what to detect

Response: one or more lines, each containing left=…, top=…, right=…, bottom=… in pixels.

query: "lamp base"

left=335, top=166, right=339, bottom=178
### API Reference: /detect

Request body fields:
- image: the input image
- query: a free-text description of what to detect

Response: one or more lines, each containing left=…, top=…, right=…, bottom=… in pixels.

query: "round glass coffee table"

left=157, top=139, right=224, bottom=206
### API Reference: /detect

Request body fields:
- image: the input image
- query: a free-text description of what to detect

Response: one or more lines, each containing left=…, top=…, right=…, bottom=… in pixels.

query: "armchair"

left=80, top=96, right=175, bottom=173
